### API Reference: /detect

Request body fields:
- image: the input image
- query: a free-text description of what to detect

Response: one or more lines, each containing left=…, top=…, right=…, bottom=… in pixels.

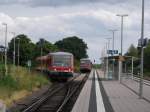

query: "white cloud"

left=0, top=1, right=150, bottom=63
left=0, top=13, right=14, bottom=25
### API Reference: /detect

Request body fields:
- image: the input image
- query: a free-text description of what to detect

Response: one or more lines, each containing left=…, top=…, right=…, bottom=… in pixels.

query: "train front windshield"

left=52, top=55, right=72, bottom=67
left=81, top=60, right=90, bottom=64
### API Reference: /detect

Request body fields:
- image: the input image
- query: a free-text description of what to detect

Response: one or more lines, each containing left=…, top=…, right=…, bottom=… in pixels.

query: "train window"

left=52, top=55, right=71, bottom=67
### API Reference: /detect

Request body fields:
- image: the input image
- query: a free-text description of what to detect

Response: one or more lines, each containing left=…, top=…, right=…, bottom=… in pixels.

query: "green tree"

left=8, top=34, right=35, bottom=66
left=144, top=41, right=150, bottom=69
left=125, top=44, right=138, bottom=57
left=55, top=36, right=88, bottom=60
left=34, top=38, right=58, bottom=58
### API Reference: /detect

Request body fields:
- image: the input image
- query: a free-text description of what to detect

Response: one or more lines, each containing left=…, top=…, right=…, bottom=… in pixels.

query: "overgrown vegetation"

left=8, top=34, right=58, bottom=66
left=74, top=59, right=80, bottom=72
left=0, top=65, right=50, bottom=106
left=93, top=64, right=101, bottom=69
left=0, top=34, right=90, bottom=106
left=6, top=35, right=89, bottom=69
left=55, top=36, right=88, bottom=60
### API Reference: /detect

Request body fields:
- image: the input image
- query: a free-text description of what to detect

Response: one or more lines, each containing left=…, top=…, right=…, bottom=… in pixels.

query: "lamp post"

left=2, top=23, right=8, bottom=76
left=40, top=38, right=44, bottom=73
left=11, top=32, right=16, bottom=66
left=139, top=0, right=145, bottom=99
left=109, top=30, right=118, bottom=53
left=41, top=44, right=43, bottom=72
left=106, top=38, right=112, bottom=52
left=116, top=14, right=128, bottom=82
left=116, top=14, right=128, bottom=56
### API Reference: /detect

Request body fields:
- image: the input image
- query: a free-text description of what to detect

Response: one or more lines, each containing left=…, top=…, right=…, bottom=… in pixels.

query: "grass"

left=0, top=65, right=50, bottom=107
left=74, top=59, right=80, bottom=72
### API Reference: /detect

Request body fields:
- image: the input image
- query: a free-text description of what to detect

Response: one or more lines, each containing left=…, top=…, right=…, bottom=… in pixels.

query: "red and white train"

left=80, top=58, right=92, bottom=73
left=36, top=52, right=74, bottom=80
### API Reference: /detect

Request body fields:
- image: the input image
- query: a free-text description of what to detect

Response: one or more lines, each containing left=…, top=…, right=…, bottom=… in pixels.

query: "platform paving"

left=99, top=71, right=150, bottom=112
left=122, top=77, right=150, bottom=102
left=71, top=70, right=93, bottom=112
left=72, top=70, right=150, bottom=112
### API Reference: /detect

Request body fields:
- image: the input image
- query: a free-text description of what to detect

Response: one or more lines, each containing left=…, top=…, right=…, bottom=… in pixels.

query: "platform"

left=121, top=77, right=150, bottom=102
left=71, top=70, right=150, bottom=112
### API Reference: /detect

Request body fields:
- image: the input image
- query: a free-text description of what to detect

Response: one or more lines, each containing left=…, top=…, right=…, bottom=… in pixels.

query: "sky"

left=0, top=0, right=150, bottom=63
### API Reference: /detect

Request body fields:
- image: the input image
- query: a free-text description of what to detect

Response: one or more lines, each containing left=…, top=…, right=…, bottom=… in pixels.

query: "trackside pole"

left=118, top=61, right=122, bottom=83
left=0, top=100, right=6, bottom=112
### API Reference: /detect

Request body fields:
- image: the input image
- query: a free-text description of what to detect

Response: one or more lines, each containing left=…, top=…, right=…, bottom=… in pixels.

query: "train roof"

left=49, top=52, right=73, bottom=56
left=36, top=55, right=48, bottom=61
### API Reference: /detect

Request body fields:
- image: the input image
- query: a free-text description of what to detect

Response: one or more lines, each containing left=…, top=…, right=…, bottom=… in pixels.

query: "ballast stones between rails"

left=14, top=73, right=89, bottom=112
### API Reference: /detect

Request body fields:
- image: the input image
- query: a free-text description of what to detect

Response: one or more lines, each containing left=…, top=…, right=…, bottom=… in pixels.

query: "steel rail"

left=22, top=75, right=80, bottom=112
left=56, top=73, right=89, bottom=112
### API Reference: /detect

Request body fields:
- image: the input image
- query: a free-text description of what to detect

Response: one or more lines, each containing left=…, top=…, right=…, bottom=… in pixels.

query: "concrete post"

left=132, top=57, right=134, bottom=79
left=119, top=61, right=122, bottom=82
left=106, top=57, right=108, bottom=79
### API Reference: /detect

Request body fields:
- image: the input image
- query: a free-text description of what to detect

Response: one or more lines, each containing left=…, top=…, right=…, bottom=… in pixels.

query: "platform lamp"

left=2, top=23, right=8, bottom=76
left=139, top=0, right=145, bottom=99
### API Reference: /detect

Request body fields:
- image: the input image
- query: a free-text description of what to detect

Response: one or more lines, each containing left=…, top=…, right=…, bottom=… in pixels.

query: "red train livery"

left=80, top=58, right=92, bottom=73
left=36, top=52, right=74, bottom=80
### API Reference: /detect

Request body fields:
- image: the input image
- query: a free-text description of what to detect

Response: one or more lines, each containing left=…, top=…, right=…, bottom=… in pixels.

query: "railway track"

left=20, top=73, right=89, bottom=112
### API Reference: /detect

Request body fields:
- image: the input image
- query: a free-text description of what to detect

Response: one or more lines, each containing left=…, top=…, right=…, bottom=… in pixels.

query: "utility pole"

left=40, top=38, right=44, bottom=73
left=2, top=23, right=8, bottom=76
left=11, top=32, right=16, bottom=66
left=17, top=38, right=20, bottom=67
left=41, top=45, right=43, bottom=72
left=139, top=0, right=144, bottom=99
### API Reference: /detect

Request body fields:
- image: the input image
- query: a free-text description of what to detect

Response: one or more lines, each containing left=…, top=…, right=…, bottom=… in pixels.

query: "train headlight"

left=54, top=68, right=57, bottom=71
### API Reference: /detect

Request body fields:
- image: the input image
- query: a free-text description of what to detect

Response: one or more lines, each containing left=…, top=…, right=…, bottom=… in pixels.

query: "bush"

left=0, top=64, right=5, bottom=78
left=74, top=59, right=80, bottom=72
left=0, top=75, right=18, bottom=90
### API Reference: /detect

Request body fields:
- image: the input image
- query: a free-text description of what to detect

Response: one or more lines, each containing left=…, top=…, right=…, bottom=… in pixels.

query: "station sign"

left=107, top=50, right=118, bottom=55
